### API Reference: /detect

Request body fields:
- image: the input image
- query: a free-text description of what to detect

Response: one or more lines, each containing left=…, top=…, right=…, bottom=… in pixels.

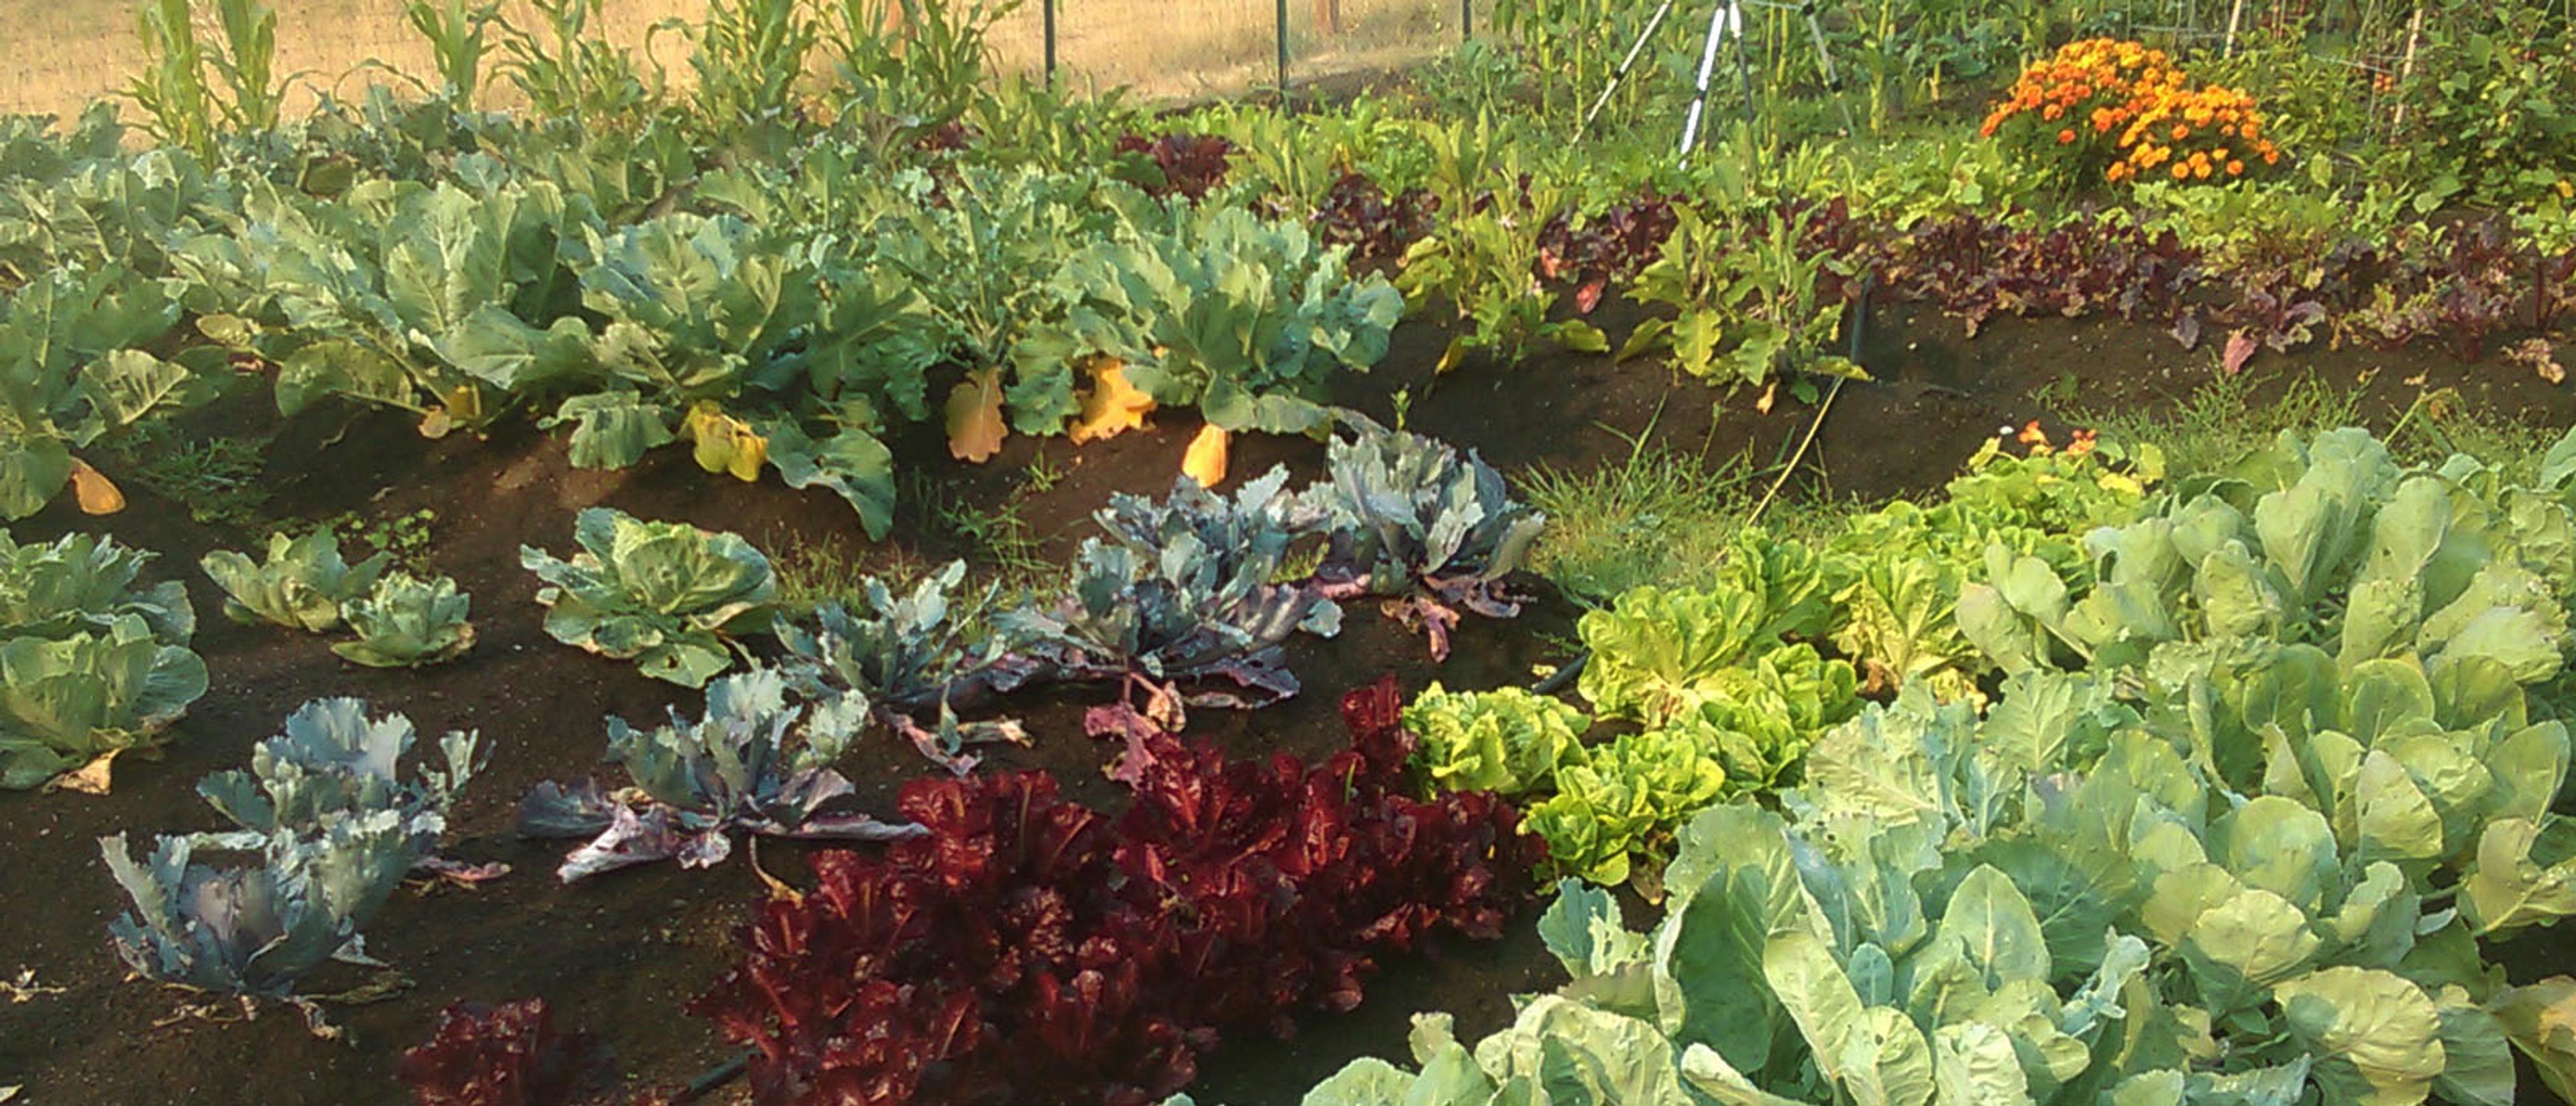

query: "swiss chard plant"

left=0, top=614, right=209, bottom=790
left=520, top=507, right=778, bottom=687
left=775, top=560, right=1033, bottom=774
left=1303, top=413, right=1546, bottom=659
left=200, top=528, right=388, bottom=633
left=1617, top=203, right=1866, bottom=388
left=0, top=530, right=195, bottom=645
left=100, top=813, right=423, bottom=1034
left=517, top=667, right=924, bottom=882
left=331, top=571, right=476, bottom=669
left=1000, top=466, right=1342, bottom=710
left=1011, top=204, right=1403, bottom=437
left=690, top=677, right=1540, bottom=1105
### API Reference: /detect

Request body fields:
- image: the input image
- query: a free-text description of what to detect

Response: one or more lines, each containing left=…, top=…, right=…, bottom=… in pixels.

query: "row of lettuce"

left=1247, top=425, right=2576, bottom=1105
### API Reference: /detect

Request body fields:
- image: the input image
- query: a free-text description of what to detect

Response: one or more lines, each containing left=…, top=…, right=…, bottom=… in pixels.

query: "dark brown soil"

left=1, top=300, right=2569, bottom=1106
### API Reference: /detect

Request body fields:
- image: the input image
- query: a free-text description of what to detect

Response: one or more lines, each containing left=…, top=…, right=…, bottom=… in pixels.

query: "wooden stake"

left=2224, top=0, right=2247, bottom=55
left=2390, top=0, right=2424, bottom=131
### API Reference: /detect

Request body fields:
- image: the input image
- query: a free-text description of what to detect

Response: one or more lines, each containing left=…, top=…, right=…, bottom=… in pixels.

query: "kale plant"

left=775, top=561, right=1034, bottom=774
left=520, top=507, right=777, bottom=687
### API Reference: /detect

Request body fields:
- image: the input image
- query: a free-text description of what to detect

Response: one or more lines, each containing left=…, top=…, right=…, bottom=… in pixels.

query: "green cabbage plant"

left=0, top=614, right=208, bottom=789
left=1, top=530, right=194, bottom=645
left=520, top=506, right=777, bottom=687
left=331, top=573, right=476, bottom=669
left=200, top=529, right=387, bottom=632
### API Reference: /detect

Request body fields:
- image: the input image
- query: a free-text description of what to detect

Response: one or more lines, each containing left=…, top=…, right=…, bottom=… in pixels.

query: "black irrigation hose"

left=1525, top=274, right=1877, bottom=699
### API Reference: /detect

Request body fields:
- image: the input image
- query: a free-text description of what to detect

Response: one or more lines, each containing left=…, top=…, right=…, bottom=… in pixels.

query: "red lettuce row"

left=398, top=998, right=652, bottom=1106
left=690, top=677, right=1542, bottom=1105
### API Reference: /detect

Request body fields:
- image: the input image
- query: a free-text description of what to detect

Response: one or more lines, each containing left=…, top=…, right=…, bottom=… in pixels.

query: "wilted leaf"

left=1182, top=423, right=1230, bottom=488
left=69, top=459, right=123, bottom=514
left=1069, top=360, right=1156, bottom=444
left=945, top=368, right=1008, bottom=463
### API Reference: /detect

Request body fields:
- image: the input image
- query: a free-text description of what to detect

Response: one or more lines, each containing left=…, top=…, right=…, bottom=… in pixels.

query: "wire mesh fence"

left=0, top=0, right=1475, bottom=122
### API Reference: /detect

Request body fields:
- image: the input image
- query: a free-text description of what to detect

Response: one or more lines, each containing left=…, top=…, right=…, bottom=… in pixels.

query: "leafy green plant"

left=1574, top=541, right=1833, bottom=726
left=1011, top=205, right=1401, bottom=437
left=490, top=0, right=657, bottom=125
left=1304, top=413, right=1547, bottom=659
left=333, top=573, right=476, bottom=669
left=520, top=507, right=778, bottom=687
left=518, top=668, right=921, bottom=881
left=777, top=560, right=1032, bottom=771
left=400, top=0, right=503, bottom=108
left=0, top=267, right=191, bottom=520
left=676, top=0, right=818, bottom=130
left=201, top=529, right=388, bottom=634
left=1619, top=205, right=1862, bottom=388
left=0, top=616, right=209, bottom=790
left=2401, top=10, right=2576, bottom=209
left=1396, top=170, right=1609, bottom=372
left=1521, top=724, right=1725, bottom=890
left=0, top=531, right=194, bottom=647
left=127, top=0, right=290, bottom=156
left=820, top=0, right=1012, bottom=135
left=102, top=818, right=420, bottom=1034
left=1401, top=683, right=1589, bottom=796
left=193, top=698, right=486, bottom=882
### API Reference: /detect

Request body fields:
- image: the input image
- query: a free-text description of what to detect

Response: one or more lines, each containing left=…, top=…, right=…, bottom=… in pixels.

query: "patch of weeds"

left=1519, top=445, right=1759, bottom=604
left=103, top=425, right=272, bottom=529
left=2075, top=370, right=2365, bottom=479
left=767, top=536, right=932, bottom=616
left=318, top=508, right=439, bottom=574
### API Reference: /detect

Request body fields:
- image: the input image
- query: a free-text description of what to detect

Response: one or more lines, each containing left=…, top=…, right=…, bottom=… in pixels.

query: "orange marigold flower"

left=2226, top=160, right=2245, bottom=175
left=2173, top=163, right=2190, bottom=179
left=2194, top=161, right=2212, bottom=178
left=2171, top=123, right=2190, bottom=140
left=2044, top=104, right=2063, bottom=121
left=2262, top=148, right=2280, bottom=165
left=2058, top=128, right=2077, bottom=144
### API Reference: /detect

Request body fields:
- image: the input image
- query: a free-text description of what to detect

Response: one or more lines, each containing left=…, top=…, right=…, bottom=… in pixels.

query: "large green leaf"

left=2271, top=966, right=2445, bottom=1106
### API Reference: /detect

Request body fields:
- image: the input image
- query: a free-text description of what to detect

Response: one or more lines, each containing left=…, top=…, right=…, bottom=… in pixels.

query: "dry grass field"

left=0, top=0, right=1461, bottom=123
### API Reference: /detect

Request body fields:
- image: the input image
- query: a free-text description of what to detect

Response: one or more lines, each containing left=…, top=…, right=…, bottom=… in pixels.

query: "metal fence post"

left=1462, top=0, right=1472, bottom=40
left=1043, top=0, right=1057, bottom=82
left=1277, top=0, right=1291, bottom=91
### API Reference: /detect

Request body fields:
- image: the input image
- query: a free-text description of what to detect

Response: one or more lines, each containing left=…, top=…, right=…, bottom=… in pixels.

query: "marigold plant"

left=1981, top=38, right=2281, bottom=187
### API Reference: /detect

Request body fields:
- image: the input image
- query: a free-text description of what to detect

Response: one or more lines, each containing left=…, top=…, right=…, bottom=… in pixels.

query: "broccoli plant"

left=100, top=814, right=421, bottom=1035
left=520, top=508, right=777, bottom=687
left=1303, top=412, right=1546, bottom=659
left=775, top=561, right=1034, bottom=774
left=200, top=529, right=387, bottom=633
left=0, top=614, right=208, bottom=791
left=194, top=698, right=496, bottom=882
left=331, top=573, right=476, bottom=669
left=1, top=530, right=194, bottom=645
left=999, top=466, right=1341, bottom=712
left=518, top=668, right=924, bottom=882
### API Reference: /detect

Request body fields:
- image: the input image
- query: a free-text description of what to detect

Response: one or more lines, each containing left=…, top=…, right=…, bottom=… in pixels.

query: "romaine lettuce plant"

left=1000, top=467, right=1341, bottom=709
left=1304, top=413, right=1545, bottom=659
left=520, top=507, right=777, bottom=687
left=0, top=530, right=194, bottom=645
left=1401, top=683, right=1589, bottom=796
left=0, top=614, right=208, bottom=790
left=691, top=677, right=1540, bottom=1105
left=100, top=814, right=421, bottom=1034
left=200, top=529, right=388, bottom=633
left=517, top=668, right=924, bottom=882
left=397, top=998, right=631, bottom=1106
left=331, top=572, right=476, bottom=668
left=775, top=560, right=1033, bottom=773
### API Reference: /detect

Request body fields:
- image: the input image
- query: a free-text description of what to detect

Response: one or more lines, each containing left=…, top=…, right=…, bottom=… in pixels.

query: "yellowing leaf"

left=1069, top=360, right=1156, bottom=445
left=48, top=751, right=117, bottom=794
left=1183, top=424, right=1230, bottom=488
left=69, top=459, right=124, bottom=515
left=1755, top=381, right=1777, bottom=414
left=945, top=368, right=1008, bottom=463
left=418, top=407, right=453, bottom=439
left=686, top=403, right=767, bottom=482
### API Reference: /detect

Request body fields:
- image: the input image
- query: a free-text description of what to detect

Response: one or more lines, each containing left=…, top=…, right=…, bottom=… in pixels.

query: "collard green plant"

left=1401, top=683, right=1589, bottom=797
left=0, top=615, right=208, bottom=790
left=200, top=529, right=388, bottom=632
left=0, top=531, right=193, bottom=646
left=1011, top=205, right=1401, bottom=437
left=520, top=507, right=777, bottom=687
left=519, top=668, right=922, bottom=882
left=332, top=573, right=476, bottom=669
left=1000, top=467, right=1341, bottom=708
left=101, top=813, right=421, bottom=1032
left=1305, top=413, right=1545, bottom=658
left=776, top=560, right=1032, bottom=773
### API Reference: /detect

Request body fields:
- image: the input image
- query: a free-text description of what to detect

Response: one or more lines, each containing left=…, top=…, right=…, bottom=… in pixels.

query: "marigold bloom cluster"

left=1981, top=38, right=2280, bottom=186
